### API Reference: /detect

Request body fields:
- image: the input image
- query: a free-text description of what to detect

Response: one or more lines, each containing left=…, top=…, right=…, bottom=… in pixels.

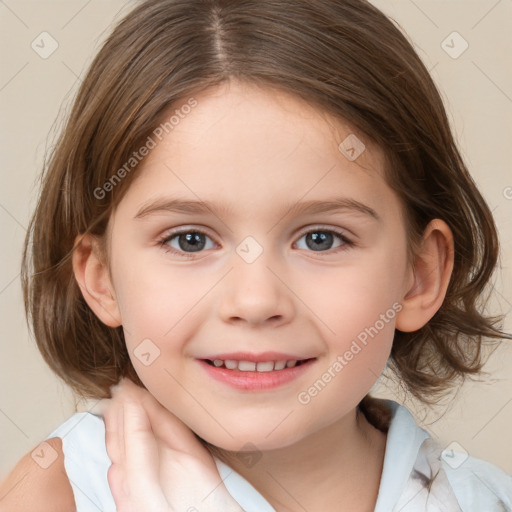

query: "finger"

left=103, top=377, right=145, bottom=466
left=104, top=402, right=131, bottom=511
left=140, top=392, right=209, bottom=459
left=122, top=399, right=167, bottom=509
left=102, top=398, right=123, bottom=466
left=102, top=399, right=119, bottom=464
left=112, top=377, right=147, bottom=402
left=107, top=463, right=132, bottom=512
left=109, top=379, right=212, bottom=463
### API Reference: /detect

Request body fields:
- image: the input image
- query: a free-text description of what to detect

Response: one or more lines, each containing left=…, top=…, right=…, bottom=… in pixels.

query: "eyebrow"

left=134, top=196, right=380, bottom=221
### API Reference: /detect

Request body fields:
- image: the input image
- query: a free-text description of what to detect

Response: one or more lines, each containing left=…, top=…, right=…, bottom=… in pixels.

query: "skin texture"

left=73, top=79, right=454, bottom=511
left=0, top=437, right=76, bottom=512
left=100, top=378, right=245, bottom=512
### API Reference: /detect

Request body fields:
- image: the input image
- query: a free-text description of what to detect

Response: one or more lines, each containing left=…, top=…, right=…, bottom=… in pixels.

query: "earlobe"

left=72, top=233, right=122, bottom=327
left=395, top=219, right=454, bottom=333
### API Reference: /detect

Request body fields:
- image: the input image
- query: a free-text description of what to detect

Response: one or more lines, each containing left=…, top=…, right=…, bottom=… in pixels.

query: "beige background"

left=1, top=0, right=511, bottom=481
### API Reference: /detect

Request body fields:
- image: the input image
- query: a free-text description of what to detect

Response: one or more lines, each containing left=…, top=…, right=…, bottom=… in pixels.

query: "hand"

left=99, top=377, right=244, bottom=512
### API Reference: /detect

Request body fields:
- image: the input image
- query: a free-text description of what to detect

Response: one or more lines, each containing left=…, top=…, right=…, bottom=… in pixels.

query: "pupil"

left=179, top=232, right=205, bottom=252
left=307, top=232, right=332, bottom=251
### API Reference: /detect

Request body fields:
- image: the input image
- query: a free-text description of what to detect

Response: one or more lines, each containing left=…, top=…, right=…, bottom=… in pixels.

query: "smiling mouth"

left=203, top=358, right=315, bottom=372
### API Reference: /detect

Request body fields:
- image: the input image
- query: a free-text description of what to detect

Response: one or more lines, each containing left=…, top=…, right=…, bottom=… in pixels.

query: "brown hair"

left=21, top=0, right=510, bottom=409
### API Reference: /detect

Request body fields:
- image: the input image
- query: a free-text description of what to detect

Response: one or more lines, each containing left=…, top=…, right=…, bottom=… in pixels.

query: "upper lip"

left=199, top=351, right=316, bottom=362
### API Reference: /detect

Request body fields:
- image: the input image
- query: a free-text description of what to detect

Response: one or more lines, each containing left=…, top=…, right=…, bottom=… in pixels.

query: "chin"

left=193, top=421, right=308, bottom=453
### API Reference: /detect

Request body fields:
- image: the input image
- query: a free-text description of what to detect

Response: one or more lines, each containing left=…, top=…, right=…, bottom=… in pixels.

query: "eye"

left=157, top=229, right=217, bottom=259
left=158, top=226, right=354, bottom=259
left=294, top=227, right=354, bottom=254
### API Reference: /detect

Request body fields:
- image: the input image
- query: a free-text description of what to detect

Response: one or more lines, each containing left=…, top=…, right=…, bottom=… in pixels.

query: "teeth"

left=238, top=361, right=256, bottom=371
left=210, top=359, right=302, bottom=371
left=256, top=361, right=274, bottom=372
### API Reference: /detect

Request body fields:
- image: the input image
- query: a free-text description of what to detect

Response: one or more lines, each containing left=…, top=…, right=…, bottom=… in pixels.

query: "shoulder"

left=443, top=454, right=512, bottom=511
left=0, top=437, right=76, bottom=512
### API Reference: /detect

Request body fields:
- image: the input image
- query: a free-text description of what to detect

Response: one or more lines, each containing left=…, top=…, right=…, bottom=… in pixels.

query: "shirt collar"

left=214, top=399, right=431, bottom=512
left=373, top=399, right=431, bottom=511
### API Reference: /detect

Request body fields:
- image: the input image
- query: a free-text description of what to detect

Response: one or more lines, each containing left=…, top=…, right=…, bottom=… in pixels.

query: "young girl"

left=2, top=0, right=511, bottom=510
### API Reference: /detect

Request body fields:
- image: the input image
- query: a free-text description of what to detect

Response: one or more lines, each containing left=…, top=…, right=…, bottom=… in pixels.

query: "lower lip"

left=197, top=359, right=316, bottom=391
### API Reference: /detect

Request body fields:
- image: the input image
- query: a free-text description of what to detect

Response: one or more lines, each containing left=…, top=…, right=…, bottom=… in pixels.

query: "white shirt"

left=45, top=399, right=512, bottom=511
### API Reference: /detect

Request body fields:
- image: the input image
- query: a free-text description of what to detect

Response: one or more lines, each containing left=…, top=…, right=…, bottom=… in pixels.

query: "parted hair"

left=21, top=0, right=510, bottom=411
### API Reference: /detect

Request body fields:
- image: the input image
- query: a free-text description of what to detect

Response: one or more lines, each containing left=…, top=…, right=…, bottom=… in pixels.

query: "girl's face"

left=105, top=80, right=412, bottom=451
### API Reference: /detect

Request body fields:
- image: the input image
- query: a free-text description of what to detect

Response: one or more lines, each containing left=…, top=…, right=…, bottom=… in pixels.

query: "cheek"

left=111, top=259, right=210, bottom=391
left=294, top=247, right=404, bottom=386
left=112, top=254, right=202, bottom=341
left=292, top=266, right=402, bottom=436
left=301, top=252, right=405, bottom=340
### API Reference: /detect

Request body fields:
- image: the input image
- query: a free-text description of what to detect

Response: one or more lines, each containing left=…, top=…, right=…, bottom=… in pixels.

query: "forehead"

left=115, top=81, right=393, bottom=221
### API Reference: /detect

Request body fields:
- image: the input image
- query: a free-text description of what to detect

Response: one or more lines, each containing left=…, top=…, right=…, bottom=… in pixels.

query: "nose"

left=217, top=243, right=295, bottom=327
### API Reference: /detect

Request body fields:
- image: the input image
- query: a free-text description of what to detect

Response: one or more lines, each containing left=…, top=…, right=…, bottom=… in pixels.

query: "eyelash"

left=156, top=226, right=355, bottom=259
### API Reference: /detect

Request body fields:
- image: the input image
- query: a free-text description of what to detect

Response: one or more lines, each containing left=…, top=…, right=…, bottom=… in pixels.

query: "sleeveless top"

left=45, top=398, right=512, bottom=511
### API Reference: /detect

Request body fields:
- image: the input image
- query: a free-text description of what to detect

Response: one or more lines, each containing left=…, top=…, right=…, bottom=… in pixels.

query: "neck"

left=212, top=407, right=387, bottom=512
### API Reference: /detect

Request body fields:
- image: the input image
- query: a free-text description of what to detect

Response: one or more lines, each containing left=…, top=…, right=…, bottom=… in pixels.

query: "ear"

left=72, top=233, right=122, bottom=327
left=395, top=219, right=454, bottom=332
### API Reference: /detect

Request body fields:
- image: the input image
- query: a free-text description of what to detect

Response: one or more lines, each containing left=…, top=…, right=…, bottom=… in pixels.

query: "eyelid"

left=157, top=224, right=355, bottom=259
left=293, top=225, right=354, bottom=252
left=158, top=224, right=352, bottom=245
left=295, top=224, right=353, bottom=240
left=158, top=225, right=220, bottom=245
